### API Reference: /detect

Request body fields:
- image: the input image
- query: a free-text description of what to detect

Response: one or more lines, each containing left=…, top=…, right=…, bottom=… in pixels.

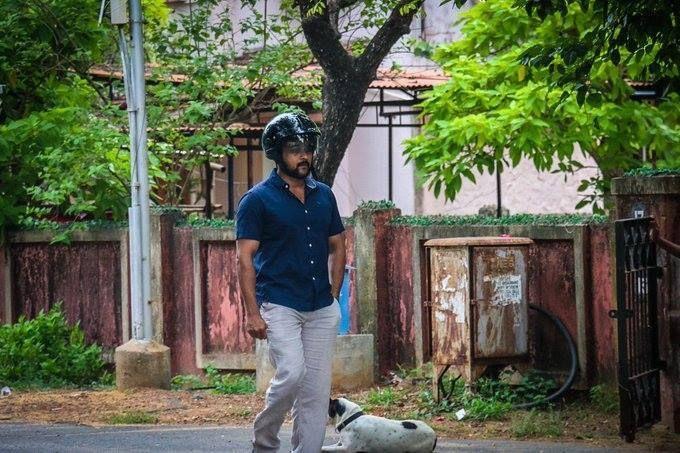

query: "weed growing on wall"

left=390, top=213, right=609, bottom=227
left=624, top=167, right=680, bottom=177
left=0, top=303, right=110, bottom=388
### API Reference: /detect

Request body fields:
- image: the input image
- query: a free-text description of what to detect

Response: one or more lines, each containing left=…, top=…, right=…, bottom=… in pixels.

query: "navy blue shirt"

left=236, top=169, right=345, bottom=312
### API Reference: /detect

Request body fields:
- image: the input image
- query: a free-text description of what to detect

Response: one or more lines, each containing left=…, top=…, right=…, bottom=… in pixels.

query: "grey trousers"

left=253, top=300, right=340, bottom=453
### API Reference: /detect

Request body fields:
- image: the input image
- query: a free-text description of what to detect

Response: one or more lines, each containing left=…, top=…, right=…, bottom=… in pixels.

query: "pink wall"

left=9, top=242, right=123, bottom=350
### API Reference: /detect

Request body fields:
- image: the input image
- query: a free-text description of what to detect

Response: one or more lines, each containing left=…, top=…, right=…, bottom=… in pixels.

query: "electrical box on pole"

left=110, top=0, right=128, bottom=25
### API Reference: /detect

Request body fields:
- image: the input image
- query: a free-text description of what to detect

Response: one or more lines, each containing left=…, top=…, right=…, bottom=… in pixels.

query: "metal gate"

left=612, top=217, right=662, bottom=442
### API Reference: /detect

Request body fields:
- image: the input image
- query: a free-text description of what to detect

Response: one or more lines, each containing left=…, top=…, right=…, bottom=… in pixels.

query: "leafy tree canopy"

left=517, top=0, right=680, bottom=90
left=405, top=0, right=680, bottom=212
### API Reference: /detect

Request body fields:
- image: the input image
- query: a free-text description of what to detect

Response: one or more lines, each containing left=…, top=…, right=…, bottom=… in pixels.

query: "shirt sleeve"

left=236, top=192, right=264, bottom=241
left=328, top=189, right=345, bottom=237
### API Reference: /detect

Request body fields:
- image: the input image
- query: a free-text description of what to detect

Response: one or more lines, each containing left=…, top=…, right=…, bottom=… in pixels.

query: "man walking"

left=236, top=112, right=346, bottom=453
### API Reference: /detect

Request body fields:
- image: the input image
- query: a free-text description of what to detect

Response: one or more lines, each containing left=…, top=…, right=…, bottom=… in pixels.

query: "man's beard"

left=279, top=160, right=312, bottom=180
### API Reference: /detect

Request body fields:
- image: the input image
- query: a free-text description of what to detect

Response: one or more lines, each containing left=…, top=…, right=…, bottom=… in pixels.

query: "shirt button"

left=310, top=260, right=314, bottom=264
left=284, top=184, right=289, bottom=189
left=312, top=277, right=316, bottom=281
left=309, top=243, right=312, bottom=247
left=305, top=209, right=308, bottom=214
left=307, top=226, right=311, bottom=230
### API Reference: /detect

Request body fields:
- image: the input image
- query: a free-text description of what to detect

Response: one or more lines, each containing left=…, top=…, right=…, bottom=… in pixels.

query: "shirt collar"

left=267, top=168, right=318, bottom=191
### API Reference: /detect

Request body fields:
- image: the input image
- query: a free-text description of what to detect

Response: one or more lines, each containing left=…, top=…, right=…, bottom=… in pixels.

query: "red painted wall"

left=9, top=242, right=123, bottom=350
left=528, top=240, right=578, bottom=374
left=201, top=241, right=253, bottom=355
left=383, top=226, right=416, bottom=373
left=589, top=225, right=616, bottom=382
left=165, top=228, right=200, bottom=375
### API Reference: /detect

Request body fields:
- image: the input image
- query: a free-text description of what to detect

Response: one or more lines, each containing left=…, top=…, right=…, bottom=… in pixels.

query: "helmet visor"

left=282, top=135, right=318, bottom=155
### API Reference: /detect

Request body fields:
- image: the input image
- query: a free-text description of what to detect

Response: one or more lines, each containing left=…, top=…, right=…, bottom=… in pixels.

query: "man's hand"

left=246, top=313, right=267, bottom=339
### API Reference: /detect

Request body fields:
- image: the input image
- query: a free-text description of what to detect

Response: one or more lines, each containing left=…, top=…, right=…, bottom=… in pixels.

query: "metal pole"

left=388, top=115, right=393, bottom=202
left=496, top=165, right=502, bottom=218
left=118, top=26, right=144, bottom=340
left=130, top=0, right=152, bottom=340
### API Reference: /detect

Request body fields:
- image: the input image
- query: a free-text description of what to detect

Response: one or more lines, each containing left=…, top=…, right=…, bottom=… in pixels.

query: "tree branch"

left=298, top=1, right=354, bottom=77
left=355, top=0, right=423, bottom=76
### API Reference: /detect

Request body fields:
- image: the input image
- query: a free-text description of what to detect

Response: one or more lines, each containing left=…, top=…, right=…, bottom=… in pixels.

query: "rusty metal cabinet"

left=424, top=237, right=533, bottom=391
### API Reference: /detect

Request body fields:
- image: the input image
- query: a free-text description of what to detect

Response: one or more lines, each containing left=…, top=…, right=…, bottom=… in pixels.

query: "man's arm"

left=237, top=239, right=267, bottom=339
left=328, top=232, right=346, bottom=300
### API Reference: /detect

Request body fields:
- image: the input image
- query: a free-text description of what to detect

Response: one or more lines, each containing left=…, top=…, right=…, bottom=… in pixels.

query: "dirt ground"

left=1, top=387, right=679, bottom=451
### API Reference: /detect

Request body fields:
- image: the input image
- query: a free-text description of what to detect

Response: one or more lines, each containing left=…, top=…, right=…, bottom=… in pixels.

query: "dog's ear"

left=328, top=398, right=338, bottom=418
left=328, top=398, right=346, bottom=418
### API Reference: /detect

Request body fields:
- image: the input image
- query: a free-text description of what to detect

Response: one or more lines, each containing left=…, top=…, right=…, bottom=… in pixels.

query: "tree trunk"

left=299, top=0, right=423, bottom=187
left=315, top=71, right=372, bottom=186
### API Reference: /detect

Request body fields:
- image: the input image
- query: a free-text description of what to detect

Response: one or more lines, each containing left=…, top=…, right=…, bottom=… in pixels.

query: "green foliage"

left=0, top=303, right=109, bottom=388
left=511, top=409, right=564, bottom=438
left=365, top=387, right=401, bottom=408
left=589, top=384, right=619, bottom=414
left=390, top=213, right=608, bottom=226
left=170, top=374, right=204, bottom=391
left=0, top=2, right=173, bottom=238
left=204, top=365, right=255, bottom=395
left=106, top=411, right=159, bottom=425
left=0, top=0, right=111, bottom=121
left=517, top=0, right=680, bottom=86
left=178, top=213, right=235, bottom=229
left=405, top=0, right=680, bottom=212
left=416, top=370, right=557, bottom=421
left=356, top=200, right=397, bottom=211
left=624, top=167, right=680, bottom=177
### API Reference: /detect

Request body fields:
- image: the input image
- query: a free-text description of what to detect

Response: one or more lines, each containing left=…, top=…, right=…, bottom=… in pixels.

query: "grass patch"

left=511, top=409, right=564, bottom=438
left=170, top=374, right=204, bottom=391
left=589, top=384, right=619, bottom=414
left=107, top=411, right=158, bottom=425
left=171, top=366, right=256, bottom=394
left=205, top=365, right=255, bottom=395
left=365, top=387, right=401, bottom=408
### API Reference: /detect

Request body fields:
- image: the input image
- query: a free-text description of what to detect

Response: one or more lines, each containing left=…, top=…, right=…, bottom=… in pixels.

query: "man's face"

left=279, top=136, right=315, bottom=180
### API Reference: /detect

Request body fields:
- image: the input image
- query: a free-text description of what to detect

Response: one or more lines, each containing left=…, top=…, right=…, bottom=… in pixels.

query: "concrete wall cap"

left=424, top=236, right=534, bottom=247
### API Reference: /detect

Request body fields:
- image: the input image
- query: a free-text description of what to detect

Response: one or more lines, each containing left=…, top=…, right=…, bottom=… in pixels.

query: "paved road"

left=0, top=423, right=642, bottom=452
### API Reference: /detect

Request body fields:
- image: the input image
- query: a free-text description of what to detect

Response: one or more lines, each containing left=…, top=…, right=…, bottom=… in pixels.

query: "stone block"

left=115, top=339, right=171, bottom=390
left=255, top=334, right=374, bottom=393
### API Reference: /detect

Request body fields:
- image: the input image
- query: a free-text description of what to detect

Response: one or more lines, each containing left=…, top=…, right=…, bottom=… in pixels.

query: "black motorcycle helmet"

left=261, top=112, right=321, bottom=162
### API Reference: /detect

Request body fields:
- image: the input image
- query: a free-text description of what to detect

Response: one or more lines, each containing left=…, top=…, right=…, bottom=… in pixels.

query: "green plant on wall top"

left=405, top=0, right=680, bottom=213
left=390, top=213, right=608, bottom=227
left=624, top=167, right=680, bottom=177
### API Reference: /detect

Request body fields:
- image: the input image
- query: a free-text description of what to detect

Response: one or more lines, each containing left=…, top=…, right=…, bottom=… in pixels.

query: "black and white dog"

left=323, top=397, right=437, bottom=453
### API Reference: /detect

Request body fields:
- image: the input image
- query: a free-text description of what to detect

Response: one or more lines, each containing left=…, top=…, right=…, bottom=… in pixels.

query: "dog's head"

left=328, top=397, right=362, bottom=426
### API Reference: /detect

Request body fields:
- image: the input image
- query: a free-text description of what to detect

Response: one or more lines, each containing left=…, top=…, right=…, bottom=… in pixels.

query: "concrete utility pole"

left=112, top=0, right=170, bottom=390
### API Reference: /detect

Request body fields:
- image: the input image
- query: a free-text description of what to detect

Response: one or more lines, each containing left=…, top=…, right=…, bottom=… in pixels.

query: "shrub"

left=0, top=303, right=108, bottom=388
left=590, top=384, right=619, bottom=414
